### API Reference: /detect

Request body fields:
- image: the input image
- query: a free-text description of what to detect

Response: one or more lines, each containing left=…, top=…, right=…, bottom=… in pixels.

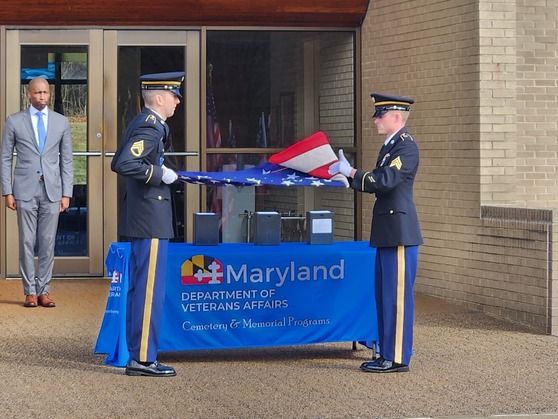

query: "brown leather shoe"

left=24, top=295, right=38, bottom=308
left=38, top=294, right=56, bottom=308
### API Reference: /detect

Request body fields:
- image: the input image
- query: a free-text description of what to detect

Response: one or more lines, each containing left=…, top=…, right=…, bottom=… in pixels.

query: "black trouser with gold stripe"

left=126, top=238, right=169, bottom=363
left=375, top=245, right=419, bottom=366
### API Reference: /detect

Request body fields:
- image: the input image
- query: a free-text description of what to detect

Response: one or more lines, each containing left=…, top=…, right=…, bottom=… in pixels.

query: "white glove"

left=328, top=149, right=354, bottom=177
left=161, top=165, right=178, bottom=184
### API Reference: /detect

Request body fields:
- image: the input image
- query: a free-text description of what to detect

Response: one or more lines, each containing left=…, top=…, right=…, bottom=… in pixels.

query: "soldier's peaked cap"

left=371, top=93, right=414, bottom=118
left=140, top=71, right=185, bottom=98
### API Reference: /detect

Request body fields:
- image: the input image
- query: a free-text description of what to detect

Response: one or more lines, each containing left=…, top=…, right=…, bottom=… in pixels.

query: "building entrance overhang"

left=0, top=0, right=369, bottom=28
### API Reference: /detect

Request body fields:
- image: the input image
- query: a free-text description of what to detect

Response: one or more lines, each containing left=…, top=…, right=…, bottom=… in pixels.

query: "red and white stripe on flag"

left=269, top=131, right=348, bottom=186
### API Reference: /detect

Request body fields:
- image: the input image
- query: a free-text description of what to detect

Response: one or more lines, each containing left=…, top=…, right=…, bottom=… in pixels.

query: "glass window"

left=21, top=46, right=88, bottom=256
left=206, top=30, right=356, bottom=243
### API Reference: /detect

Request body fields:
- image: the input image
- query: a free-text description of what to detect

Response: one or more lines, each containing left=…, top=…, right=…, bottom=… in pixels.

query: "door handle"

left=103, top=151, right=199, bottom=157
left=73, top=152, right=103, bottom=157
left=164, top=152, right=199, bottom=157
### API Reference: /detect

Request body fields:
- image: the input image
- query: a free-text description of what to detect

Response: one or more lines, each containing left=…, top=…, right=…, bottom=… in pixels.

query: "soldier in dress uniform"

left=111, top=71, right=184, bottom=377
left=329, top=93, right=423, bottom=373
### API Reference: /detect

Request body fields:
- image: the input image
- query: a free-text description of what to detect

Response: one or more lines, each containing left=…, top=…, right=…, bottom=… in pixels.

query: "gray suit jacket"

left=1, top=107, right=74, bottom=201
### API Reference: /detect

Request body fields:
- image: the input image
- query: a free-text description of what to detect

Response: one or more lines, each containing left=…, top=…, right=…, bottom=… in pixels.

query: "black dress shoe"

left=360, top=358, right=409, bottom=373
left=125, top=359, right=176, bottom=377
left=360, top=357, right=384, bottom=371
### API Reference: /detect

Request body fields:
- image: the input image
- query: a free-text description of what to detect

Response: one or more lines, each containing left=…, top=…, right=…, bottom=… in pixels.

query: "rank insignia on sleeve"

left=389, top=156, right=402, bottom=170
left=130, top=140, right=144, bottom=157
left=361, top=171, right=375, bottom=190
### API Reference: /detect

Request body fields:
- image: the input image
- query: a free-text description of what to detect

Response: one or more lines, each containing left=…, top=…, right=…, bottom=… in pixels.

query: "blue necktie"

left=37, top=111, right=46, bottom=153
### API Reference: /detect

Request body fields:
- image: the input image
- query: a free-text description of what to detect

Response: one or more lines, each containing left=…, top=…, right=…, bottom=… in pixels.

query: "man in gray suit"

left=1, top=76, right=74, bottom=308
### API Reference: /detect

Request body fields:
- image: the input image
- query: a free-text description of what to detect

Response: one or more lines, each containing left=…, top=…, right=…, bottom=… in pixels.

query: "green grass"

left=69, top=118, right=87, bottom=185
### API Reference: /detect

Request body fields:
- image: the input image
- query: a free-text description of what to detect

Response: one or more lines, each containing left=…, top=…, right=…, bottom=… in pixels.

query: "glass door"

left=3, top=29, right=201, bottom=277
left=4, top=29, right=105, bottom=277
left=103, top=30, right=201, bottom=247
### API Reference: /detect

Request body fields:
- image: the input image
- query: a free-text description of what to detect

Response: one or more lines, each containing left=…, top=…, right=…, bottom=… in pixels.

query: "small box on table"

left=193, top=213, right=219, bottom=246
left=306, top=210, right=334, bottom=245
left=254, top=211, right=281, bottom=246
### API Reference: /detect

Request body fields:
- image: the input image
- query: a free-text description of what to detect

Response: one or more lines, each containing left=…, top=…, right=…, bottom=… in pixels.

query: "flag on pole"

left=255, top=112, right=270, bottom=165
left=255, top=112, right=268, bottom=149
left=225, top=119, right=237, bottom=167
left=206, top=64, right=223, bottom=217
left=206, top=65, right=223, bottom=172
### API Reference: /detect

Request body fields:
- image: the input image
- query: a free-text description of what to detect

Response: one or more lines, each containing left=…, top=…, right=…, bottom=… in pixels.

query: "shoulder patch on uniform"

left=400, top=132, right=414, bottom=141
left=130, top=140, right=144, bottom=157
left=145, top=114, right=157, bottom=124
left=390, top=156, right=402, bottom=170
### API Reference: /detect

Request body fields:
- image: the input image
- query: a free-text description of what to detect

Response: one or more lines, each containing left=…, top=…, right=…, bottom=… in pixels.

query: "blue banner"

left=94, top=243, right=130, bottom=365
left=96, top=242, right=377, bottom=367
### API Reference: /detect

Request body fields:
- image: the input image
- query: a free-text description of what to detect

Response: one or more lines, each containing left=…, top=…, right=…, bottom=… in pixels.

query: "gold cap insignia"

left=130, top=140, right=144, bottom=157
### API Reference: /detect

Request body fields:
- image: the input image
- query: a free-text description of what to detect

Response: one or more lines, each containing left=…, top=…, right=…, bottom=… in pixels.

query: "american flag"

left=206, top=64, right=223, bottom=216
left=225, top=119, right=237, bottom=166
left=178, top=131, right=349, bottom=188
left=255, top=112, right=269, bottom=149
left=255, top=112, right=271, bottom=165
left=206, top=66, right=223, bottom=172
left=178, top=162, right=347, bottom=188
left=268, top=131, right=348, bottom=185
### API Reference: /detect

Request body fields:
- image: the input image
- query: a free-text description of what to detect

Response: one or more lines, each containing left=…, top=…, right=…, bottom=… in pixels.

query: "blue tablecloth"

left=95, top=241, right=377, bottom=367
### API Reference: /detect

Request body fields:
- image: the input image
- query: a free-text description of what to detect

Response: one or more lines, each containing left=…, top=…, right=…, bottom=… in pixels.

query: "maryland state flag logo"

left=111, top=270, right=121, bottom=284
left=181, top=255, right=224, bottom=285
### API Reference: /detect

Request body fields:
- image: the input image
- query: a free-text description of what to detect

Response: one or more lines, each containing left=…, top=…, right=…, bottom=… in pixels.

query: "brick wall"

left=480, top=0, right=517, bottom=204
left=361, top=0, right=558, bottom=334
left=516, top=0, right=558, bottom=207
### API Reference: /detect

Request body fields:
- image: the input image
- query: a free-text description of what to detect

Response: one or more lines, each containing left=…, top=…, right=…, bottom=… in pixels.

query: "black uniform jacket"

left=351, top=127, right=423, bottom=248
left=111, top=107, right=174, bottom=239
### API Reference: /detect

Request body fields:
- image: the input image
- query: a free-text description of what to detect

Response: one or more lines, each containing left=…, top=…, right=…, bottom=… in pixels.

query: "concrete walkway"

left=0, top=278, right=557, bottom=419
